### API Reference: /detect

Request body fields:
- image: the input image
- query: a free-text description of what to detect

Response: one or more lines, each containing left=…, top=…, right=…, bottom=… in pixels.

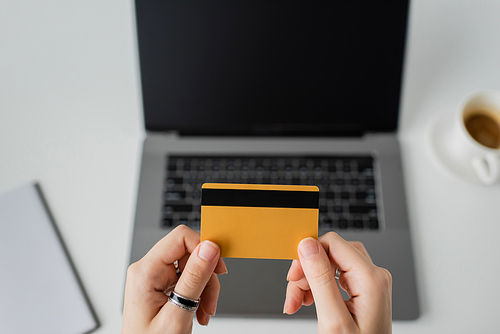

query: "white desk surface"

left=1, top=0, right=500, bottom=333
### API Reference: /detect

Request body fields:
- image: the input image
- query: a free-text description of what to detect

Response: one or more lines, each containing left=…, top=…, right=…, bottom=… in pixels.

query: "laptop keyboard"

left=162, top=155, right=379, bottom=233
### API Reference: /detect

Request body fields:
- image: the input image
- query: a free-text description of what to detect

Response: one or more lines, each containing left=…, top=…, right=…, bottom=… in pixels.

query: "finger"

left=143, top=225, right=200, bottom=292
left=178, top=247, right=228, bottom=276
left=196, top=307, right=211, bottom=328
left=176, top=240, right=220, bottom=299
left=290, top=241, right=364, bottom=283
left=318, top=232, right=373, bottom=273
left=215, top=257, right=228, bottom=275
left=284, top=276, right=312, bottom=314
left=298, top=237, right=354, bottom=330
left=303, top=289, right=314, bottom=306
left=286, top=259, right=304, bottom=282
left=197, top=273, right=221, bottom=326
left=349, top=241, right=372, bottom=263
left=123, top=225, right=201, bottom=324
left=319, top=233, right=376, bottom=298
left=154, top=240, right=221, bottom=331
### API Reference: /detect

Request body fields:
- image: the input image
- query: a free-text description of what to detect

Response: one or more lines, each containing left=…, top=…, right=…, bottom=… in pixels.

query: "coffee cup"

left=449, top=90, right=500, bottom=185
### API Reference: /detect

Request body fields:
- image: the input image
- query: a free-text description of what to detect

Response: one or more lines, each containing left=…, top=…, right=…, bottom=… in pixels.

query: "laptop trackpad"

left=216, top=258, right=316, bottom=318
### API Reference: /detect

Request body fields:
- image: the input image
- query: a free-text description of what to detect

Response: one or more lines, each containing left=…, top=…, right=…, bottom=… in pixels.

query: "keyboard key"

left=333, top=205, right=343, bottom=213
left=353, top=217, right=363, bottom=230
left=349, top=204, right=376, bottom=214
left=161, top=218, right=174, bottom=228
left=350, top=178, right=360, bottom=186
left=177, top=219, right=189, bottom=226
left=212, top=161, right=221, bottom=171
left=320, top=177, right=330, bottom=186
left=164, top=204, right=192, bottom=213
left=356, top=191, right=376, bottom=203
left=365, top=178, right=375, bottom=186
left=338, top=218, right=348, bottom=229
left=190, top=219, right=201, bottom=231
left=321, top=218, right=333, bottom=229
left=368, top=219, right=379, bottom=229
left=164, top=191, right=186, bottom=201
left=357, top=158, right=374, bottom=172
left=356, top=191, right=368, bottom=199
left=166, top=177, right=183, bottom=187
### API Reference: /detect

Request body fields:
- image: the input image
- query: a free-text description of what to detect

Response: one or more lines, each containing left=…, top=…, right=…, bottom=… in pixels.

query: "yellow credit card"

left=200, top=183, right=319, bottom=260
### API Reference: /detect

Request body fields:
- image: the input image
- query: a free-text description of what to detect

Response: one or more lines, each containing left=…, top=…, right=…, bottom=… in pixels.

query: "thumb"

left=160, top=240, right=220, bottom=326
left=298, top=237, right=352, bottom=327
left=175, top=240, right=220, bottom=300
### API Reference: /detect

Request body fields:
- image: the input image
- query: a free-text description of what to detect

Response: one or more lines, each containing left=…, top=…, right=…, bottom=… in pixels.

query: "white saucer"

left=428, top=110, right=482, bottom=184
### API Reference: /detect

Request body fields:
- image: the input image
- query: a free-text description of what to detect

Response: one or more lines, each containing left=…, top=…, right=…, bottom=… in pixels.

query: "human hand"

left=122, top=225, right=227, bottom=334
left=284, top=232, right=392, bottom=334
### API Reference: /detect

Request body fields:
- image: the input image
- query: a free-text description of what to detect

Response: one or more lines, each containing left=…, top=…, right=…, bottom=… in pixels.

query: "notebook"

left=129, top=0, right=419, bottom=320
left=0, top=183, right=99, bottom=333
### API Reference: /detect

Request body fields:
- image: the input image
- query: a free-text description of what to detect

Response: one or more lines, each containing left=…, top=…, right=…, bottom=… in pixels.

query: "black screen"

left=136, top=0, right=409, bottom=135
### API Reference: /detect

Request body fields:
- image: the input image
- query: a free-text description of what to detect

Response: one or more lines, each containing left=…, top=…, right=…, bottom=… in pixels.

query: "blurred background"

left=1, top=0, right=500, bottom=333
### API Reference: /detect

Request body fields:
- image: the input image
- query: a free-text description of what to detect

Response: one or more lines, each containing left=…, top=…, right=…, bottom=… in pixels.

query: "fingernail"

left=286, top=260, right=295, bottom=281
left=220, top=260, right=229, bottom=275
left=298, top=237, right=319, bottom=259
left=198, top=240, right=218, bottom=262
left=211, top=303, right=217, bottom=316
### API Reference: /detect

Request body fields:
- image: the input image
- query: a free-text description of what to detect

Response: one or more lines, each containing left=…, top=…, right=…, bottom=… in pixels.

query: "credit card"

left=200, top=183, right=319, bottom=260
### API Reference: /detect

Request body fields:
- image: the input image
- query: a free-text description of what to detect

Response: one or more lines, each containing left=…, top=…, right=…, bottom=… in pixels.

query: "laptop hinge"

left=155, top=131, right=181, bottom=139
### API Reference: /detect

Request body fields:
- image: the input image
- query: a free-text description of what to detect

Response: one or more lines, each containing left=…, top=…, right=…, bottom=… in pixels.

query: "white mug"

left=449, top=90, right=500, bottom=185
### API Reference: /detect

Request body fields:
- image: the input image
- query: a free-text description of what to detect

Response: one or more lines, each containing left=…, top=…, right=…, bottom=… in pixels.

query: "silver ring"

left=168, top=291, right=200, bottom=312
left=335, top=268, right=341, bottom=280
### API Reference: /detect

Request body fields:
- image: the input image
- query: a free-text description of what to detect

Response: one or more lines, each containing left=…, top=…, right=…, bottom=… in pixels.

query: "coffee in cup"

left=463, top=109, right=500, bottom=149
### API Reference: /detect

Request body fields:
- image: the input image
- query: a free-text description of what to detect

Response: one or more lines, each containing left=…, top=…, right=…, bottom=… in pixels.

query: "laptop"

left=129, top=0, right=419, bottom=320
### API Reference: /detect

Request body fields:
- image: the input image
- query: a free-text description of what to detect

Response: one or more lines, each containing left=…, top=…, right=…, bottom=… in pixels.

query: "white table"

left=1, top=0, right=499, bottom=332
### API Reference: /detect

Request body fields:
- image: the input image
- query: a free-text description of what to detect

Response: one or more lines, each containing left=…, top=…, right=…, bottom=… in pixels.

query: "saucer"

left=428, top=110, right=482, bottom=184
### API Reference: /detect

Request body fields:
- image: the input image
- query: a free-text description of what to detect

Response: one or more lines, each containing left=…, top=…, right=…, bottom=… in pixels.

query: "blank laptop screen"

left=136, top=0, right=409, bottom=135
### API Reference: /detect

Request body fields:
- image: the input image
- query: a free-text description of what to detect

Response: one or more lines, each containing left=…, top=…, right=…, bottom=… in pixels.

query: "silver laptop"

left=129, top=0, right=419, bottom=320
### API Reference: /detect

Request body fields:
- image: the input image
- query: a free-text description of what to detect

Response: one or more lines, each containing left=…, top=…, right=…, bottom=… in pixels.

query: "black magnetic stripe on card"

left=201, top=188, right=319, bottom=209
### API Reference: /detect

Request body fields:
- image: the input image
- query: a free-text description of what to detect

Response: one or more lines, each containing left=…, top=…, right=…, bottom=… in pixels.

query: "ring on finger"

left=168, top=291, right=200, bottom=312
left=174, top=260, right=181, bottom=276
left=335, top=268, right=342, bottom=280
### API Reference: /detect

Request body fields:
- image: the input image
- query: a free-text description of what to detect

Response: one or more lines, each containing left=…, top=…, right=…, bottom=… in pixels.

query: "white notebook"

left=0, top=183, right=99, bottom=334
